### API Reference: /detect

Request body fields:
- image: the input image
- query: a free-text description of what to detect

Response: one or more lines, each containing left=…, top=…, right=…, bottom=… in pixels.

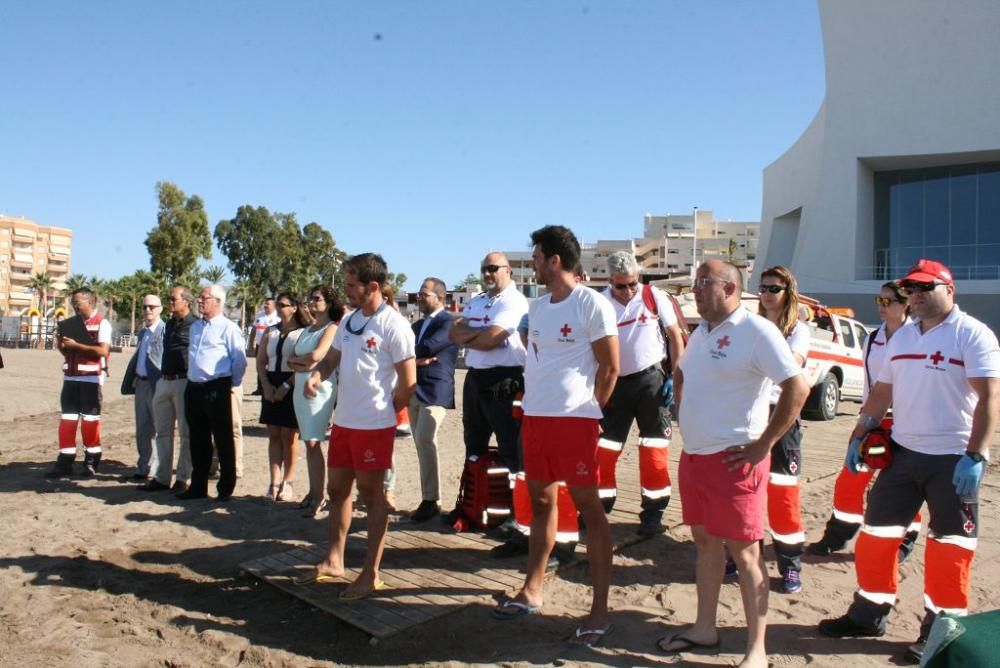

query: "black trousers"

left=184, top=377, right=236, bottom=496
left=462, top=366, right=523, bottom=473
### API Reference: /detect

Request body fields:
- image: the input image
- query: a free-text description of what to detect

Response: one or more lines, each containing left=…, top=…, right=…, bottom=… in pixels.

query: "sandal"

left=301, top=498, right=328, bottom=518
left=265, top=484, right=279, bottom=501
left=277, top=481, right=294, bottom=502
left=298, top=492, right=314, bottom=510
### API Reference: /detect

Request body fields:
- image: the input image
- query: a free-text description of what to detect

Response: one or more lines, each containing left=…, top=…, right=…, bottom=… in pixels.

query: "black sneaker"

left=780, top=569, right=802, bottom=594
left=637, top=516, right=665, bottom=537
left=807, top=539, right=844, bottom=556
left=409, top=500, right=442, bottom=523
left=491, top=539, right=528, bottom=559
left=818, top=614, right=885, bottom=638
left=44, top=468, right=72, bottom=480
left=724, top=558, right=739, bottom=578
left=81, top=465, right=97, bottom=478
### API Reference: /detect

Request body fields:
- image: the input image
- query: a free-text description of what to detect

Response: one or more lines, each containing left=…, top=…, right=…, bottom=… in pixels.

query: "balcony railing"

left=869, top=247, right=1000, bottom=281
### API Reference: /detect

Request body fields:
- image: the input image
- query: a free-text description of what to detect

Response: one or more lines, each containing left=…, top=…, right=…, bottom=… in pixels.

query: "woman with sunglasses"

left=258, top=292, right=312, bottom=501
left=742, top=265, right=811, bottom=594
left=809, top=281, right=920, bottom=559
left=288, top=285, right=345, bottom=517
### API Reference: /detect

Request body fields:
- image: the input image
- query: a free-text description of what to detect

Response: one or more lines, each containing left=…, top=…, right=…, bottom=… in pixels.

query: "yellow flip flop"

left=293, top=571, right=340, bottom=586
left=339, top=579, right=388, bottom=600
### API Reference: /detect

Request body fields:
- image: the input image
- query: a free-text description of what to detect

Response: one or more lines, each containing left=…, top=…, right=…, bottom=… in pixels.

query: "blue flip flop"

left=491, top=599, right=541, bottom=620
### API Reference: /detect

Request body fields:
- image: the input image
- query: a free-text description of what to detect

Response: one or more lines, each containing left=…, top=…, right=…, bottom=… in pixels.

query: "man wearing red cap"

left=819, top=259, right=1000, bottom=664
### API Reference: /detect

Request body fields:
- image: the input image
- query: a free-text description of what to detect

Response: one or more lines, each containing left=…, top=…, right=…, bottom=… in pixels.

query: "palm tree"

left=229, top=277, right=255, bottom=331
left=201, top=265, right=227, bottom=285
left=27, top=272, right=55, bottom=316
left=91, top=278, right=119, bottom=323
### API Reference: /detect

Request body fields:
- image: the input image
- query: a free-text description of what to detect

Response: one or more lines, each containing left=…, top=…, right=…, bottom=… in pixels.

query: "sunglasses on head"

left=875, top=296, right=905, bottom=307
left=481, top=264, right=507, bottom=273
left=613, top=281, right=639, bottom=290
left=758, top=285, right=787, bottom=294
left=900, top=281, right=942, bottom=295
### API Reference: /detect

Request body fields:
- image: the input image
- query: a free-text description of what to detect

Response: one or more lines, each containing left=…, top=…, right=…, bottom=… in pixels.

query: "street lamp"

left=691, top=206, right=699, bottom=277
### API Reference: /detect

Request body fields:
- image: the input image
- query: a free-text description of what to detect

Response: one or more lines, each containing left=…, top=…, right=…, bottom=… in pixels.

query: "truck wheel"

left=803, top=373, right=839, bottom=421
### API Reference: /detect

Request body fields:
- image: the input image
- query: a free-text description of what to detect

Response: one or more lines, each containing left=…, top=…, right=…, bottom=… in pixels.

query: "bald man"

left=126, top=294, right=165, bottom=480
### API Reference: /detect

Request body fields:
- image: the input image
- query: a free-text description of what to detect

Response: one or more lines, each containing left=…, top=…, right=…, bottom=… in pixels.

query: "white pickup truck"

left=670, top=291, right=868, bottom=421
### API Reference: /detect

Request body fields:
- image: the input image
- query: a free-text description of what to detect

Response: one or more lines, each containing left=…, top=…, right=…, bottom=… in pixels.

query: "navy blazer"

left=412, top=310, right=459, bottom=408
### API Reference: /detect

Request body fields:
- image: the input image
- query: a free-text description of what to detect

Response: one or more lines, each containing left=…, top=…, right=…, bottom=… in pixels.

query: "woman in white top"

left=287, top=285, right=344, bottom=518
left=808, top=281, right=920, bottom=560
left=754, top=265, right=810, bottom=594
left=257, top=292, right=309, bottom=502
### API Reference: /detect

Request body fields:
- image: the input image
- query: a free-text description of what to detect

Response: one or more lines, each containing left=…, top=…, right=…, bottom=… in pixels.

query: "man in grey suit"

left=408, top=277, right=459, bottom=522
left=125, top=294, right=164, bottom=480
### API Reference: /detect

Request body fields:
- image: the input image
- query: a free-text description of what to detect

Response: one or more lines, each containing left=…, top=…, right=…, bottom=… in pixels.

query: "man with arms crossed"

left=303, top=253, right=416, bottom=599
left=492, top=225, right=619, bottom=647
left=661, top=260, right=808, bottom=668
left=819, top=259, right=1000, bottom=664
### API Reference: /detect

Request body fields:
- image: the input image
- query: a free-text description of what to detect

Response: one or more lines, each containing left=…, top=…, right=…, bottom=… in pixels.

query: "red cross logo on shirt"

left=638, top=312, right=648, bottom=323
left=366, top=337, right=377, bottom=350
left=560, top=323, right=573, bottom=337
left=483, top=315, right=491, bottom=324
left=930, top=350, right=944, bottom=365
left=964, top=518, right=976, bottom=534
left=717, top=336, right=731, bottom=350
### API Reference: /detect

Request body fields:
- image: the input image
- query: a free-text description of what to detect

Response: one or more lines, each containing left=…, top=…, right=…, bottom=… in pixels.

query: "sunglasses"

left=142, top=304, right=160, bottom=310
left=613, top=281, right=639, bottom=290
left=875, top=296, right=905, bottom=307
left=758, top=285, right=787, bottom=294
left=481, top=264, right=508, bottom=273
left=900, top=281, right=942, bottom=295
left=277, top=302, right=295, bottom=309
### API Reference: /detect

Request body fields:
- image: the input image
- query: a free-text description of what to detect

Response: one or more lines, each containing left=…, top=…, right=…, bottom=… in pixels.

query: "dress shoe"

left=214, top=493, right=233, bottom=503
left=171, top=481, right=190, bottom=494
left=139, top=479, right=171, bottom=492
left=818, top=614, right=885, bottom=638
left=409, top=500, right=441, bottom=523
left=176, top=489, right=208, bottom=500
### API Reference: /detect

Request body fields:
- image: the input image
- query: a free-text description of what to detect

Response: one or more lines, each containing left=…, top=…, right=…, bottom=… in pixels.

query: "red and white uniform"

left=58, top=313, right=113, bottom=459
left=332, top=305, right=416, bottom=430
left=852, top=306, right=1000, bottom=621
left=461, top=284, right=528, bottom=369
left=606, top=285, right=677, bottom=376
left=678, top=307, right=803, bottom=454
left=62, top=315, right=112, bottom=385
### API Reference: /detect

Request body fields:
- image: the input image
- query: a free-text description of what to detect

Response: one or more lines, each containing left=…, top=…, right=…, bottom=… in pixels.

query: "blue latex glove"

left=953, top=454, right=985, bottom=497
left=661, top=376, right=675, bottom=409
left=845, top=436, right=863, bottom=474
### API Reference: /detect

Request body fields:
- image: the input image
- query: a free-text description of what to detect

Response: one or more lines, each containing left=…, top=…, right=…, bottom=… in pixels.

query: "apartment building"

left=0, top=215, right=73, bottom=316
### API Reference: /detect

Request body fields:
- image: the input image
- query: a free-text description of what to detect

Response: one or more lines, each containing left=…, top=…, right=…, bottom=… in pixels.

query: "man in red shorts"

left=660, top=260, right=808, bottom=668
left=302, top=253, right=416, bottom=599
left=491, top=225, right=619, bottom=647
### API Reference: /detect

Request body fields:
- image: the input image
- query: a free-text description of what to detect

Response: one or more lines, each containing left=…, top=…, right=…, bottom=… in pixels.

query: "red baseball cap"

left=901, top=259, right=954, bottom=286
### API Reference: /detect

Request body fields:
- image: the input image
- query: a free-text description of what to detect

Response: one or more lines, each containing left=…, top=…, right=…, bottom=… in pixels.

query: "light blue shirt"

left=187, top=314, right=247, bottom=385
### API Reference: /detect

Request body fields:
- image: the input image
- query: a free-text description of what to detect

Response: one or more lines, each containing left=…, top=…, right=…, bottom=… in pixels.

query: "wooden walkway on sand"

left=241, top=413, right=856, bottom=641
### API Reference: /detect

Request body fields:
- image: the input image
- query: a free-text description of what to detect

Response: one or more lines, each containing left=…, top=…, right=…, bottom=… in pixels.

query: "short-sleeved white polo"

left=677, top=307, right=803, bottom=455
left=461, top=283, right=528, bottom=369
left=602, top=285, right=678, bottom=376
left=523, top=285, right=617, bottom=419
left=332, top=305, right=416, bottom=430
left=876, top=306, right=1000, bottom=455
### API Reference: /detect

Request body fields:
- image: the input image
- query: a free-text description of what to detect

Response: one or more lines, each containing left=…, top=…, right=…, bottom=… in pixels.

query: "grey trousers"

left=409, top=396, right=447, bottom=502
left=134, top=377, right=158, bottom=475
left=152, top=377, right=192, bottom=484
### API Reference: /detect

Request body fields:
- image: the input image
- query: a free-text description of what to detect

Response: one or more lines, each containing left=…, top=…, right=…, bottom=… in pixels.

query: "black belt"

left=188, top=376, right=231, bottom=386
left=161, top=373, right=184, bottom=381
left=136, top=375, right=148, bottom=381
left=468, top=366, right=522, bottom=375
left=621, top=363, right=661, bottom=379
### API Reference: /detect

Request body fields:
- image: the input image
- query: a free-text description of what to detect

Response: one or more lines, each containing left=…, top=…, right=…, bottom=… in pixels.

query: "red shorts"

left=328, top=425, right=395, bottom=471
left=679, top=450, right=770, bottom=542
left=522, top=415, right=600, bottom=487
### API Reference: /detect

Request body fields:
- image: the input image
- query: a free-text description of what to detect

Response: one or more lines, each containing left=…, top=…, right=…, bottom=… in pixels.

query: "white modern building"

left=756, top=0, right=1000, bottom=329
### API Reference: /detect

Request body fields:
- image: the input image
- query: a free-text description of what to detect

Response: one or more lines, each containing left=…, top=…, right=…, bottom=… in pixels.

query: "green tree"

left=386, top=272, right=407, bottom=294
left=28, top=272, right=55, bottom=315
left=453, top=273, right=480, bottom=290
left=91, top=278, right=119, bottom=323
left=229, top=277, right=256, bottom=332
left=117, top=270, right=169, bottom=337
left=201, top=265, right=227, bottom=285
left=145, top=181, right=212, bottom=281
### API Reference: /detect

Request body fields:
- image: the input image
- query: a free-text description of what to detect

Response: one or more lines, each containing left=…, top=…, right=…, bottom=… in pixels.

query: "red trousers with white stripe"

left=767, top=420, right=803, bottom=574
left=847, top=446, right=976, bottom=635
left=512, top=473, right=579, bottom=544
left=58, top=381, right=103, bottom=459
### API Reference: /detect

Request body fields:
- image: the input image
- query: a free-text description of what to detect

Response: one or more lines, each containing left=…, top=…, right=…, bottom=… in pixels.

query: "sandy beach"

left=0, top=346, right=997, bottom=667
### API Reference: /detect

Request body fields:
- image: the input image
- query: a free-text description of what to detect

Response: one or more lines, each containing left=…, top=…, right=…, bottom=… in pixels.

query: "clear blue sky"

left=1, top=1, right=825, bottom=291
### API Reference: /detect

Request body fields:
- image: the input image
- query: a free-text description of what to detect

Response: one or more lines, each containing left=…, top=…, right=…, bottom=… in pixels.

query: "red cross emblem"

left=638, top=313, right=648, bottom=323
left=366, top=337, right=377, bottom=350
left=483, top=315, right=491, bottom=324
left=930, top=350, right=944, bottom=365
left=560, top=323, right=572, bottom=336
left=964, top=519, right=975, bottom=534
left=717, top=336, right=731, bottom=349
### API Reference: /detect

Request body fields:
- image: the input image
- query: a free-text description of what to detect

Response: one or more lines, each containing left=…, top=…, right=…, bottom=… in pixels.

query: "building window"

left=874, top=161, right=1000, bottom=280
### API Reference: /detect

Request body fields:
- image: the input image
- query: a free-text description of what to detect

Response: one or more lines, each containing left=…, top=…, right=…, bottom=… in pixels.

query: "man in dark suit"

left=408, top=277, right=459, bottom=522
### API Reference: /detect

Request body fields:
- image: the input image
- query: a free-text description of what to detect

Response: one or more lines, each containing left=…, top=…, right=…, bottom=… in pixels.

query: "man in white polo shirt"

left=491, top=225, right=619, bottom=648
left=598, top=250, right=685, bottom=537
left=657, top=260, right=807, bottom=668
left=819, top=259, right=1000, bottom=664
left=302, top=253, right=416, bottom=600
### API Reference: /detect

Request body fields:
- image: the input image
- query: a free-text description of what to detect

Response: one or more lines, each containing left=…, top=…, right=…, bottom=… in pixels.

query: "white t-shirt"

left=253, top=310, right=280, bottom=346
left=66, top=318, right=113, bottom=386
left=876, top=306, right=1000, bottom=455
left=862, top=322, right=890, bottom=404
left=332, top=305, right=415, bottom=430
left=769, top=320, right=810, bottom=404
left=461, top=283, right=528, bottom=369
left=603, top=285, right=679, bottom=376
left=523, top=285, right=617, bottom=419
left=677, top=307, right=804, bottom=455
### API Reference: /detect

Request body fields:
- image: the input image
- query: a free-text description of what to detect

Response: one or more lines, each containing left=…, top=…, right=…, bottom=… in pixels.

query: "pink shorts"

left=679, top=450, right=770, bottom=542
left=328, top=425, right=395, bottom=471
left=522, top=416, right=600, bottom=486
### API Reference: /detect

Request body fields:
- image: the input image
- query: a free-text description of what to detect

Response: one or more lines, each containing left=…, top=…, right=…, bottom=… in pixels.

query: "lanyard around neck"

left=344, top=302, right=387, bottom=335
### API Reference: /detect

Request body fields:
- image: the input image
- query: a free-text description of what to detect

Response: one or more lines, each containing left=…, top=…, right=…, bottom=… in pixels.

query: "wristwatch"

left=965, top=451, right=986, bottom=463
left=282, top=381, right=291, bottom=390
